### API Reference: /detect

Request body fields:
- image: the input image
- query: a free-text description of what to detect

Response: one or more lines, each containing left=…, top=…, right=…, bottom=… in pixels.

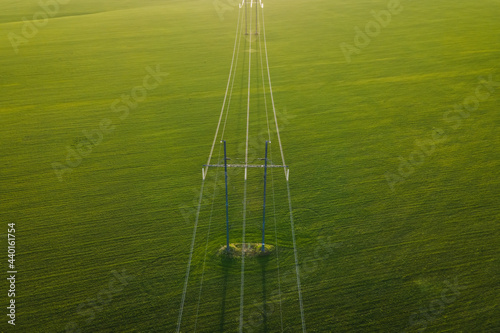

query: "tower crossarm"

left=203, top=164, right=287, bottom=168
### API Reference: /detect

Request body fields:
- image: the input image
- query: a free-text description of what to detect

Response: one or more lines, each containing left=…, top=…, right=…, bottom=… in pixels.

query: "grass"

left=0, top=0, right=499, bottom=332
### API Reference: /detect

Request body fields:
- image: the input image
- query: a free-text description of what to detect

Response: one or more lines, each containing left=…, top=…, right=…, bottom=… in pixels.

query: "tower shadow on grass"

left=258, top=254, right=271, bottom=332
left=218, top=255, right=236, bottom=332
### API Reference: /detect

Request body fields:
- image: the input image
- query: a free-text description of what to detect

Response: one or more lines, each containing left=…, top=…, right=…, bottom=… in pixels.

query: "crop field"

left=1, top=0, right=499, bottom=332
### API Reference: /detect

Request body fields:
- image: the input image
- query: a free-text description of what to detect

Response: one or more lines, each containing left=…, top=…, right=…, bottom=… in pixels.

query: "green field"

left=1, top=0, right=499, bottom=332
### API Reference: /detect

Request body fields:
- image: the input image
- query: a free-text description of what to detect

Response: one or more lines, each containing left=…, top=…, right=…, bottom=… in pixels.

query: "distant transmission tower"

left=243, top=0, right=260, bottom=35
